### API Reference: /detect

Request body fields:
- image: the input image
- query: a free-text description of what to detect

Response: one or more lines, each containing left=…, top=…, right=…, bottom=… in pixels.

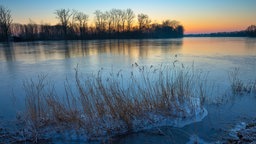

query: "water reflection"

left=0, top=39, right=183, bottom=63
left=0, top=43, right=16, bottom=62
left=182, top=38, right=256, bottom=56
left=0, top=38, right=255, bottom=141
left=245, top=38, right=256, bottom=50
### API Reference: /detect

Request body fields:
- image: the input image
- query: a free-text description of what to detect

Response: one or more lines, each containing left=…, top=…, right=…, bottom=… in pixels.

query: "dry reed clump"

left=228, top=68, right=256, bottom=95
left=22, top=63, right=208, bottom=141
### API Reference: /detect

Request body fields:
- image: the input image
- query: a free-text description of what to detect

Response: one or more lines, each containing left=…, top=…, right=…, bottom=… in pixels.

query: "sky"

left=1, top=0, right=256, bottom=34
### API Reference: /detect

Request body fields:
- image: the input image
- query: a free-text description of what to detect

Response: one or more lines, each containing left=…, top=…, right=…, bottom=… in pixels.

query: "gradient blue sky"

left=1, top=0, right=256, bottom=34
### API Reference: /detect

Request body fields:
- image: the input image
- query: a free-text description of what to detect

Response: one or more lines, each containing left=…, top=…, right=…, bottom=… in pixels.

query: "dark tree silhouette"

left=73, top=11, right=89, bottom=38
left=111, top=9, right=122, bottom=32
left=54, top=9, right=72, bottom=39
left=120, top=10, right=126, bottom=32
left=176, top=25, right=184, bottom=37
left=23, top=19, right=40, bottom=41
left=0, top=5, right=12, bottom=41
left=94, top=10, right=107, bottom=32
left=4, top=8, right=184, bottom=41
left=126, top=9, right=135, bottom=31
left=105, top=11, right=113, bottom=33
left=137, top=13, right=151, bottom=31
left=162, top=20, right=183, bottom=37
left=246, top=25, right=256, bottom=37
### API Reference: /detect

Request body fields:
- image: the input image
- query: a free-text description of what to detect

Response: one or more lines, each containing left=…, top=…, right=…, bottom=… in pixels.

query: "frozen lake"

left=0, top=38, right=255, bottom=143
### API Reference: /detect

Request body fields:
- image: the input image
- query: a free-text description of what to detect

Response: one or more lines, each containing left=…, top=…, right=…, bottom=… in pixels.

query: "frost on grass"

left=19, top=63, right=208, bottom=142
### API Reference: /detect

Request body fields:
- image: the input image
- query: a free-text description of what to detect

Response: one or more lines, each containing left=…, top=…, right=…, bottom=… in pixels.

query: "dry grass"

left=22, top=63, right=209, bottom=141
left=228, top=68, right=256, bottom=95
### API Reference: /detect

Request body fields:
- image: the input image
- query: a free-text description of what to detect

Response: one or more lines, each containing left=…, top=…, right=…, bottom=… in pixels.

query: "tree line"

left=0, top=6, right=184, bottom=42
left=185, top=25, right=256, bottom=38
left=185, top=31, right=248, bottom=37
left=1, top=5, right=256, bottom=42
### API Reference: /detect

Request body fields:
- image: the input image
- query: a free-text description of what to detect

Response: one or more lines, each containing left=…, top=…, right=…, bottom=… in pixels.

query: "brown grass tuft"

left=23, top=63, right=209, bottom=141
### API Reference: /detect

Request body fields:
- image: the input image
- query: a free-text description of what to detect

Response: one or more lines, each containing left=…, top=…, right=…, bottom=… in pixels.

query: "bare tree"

left=10, top=23, right=22, bottom=36
left=120, top=10, right=126, bottom=32
left=54, top=9, right=72, bottom=38
left=115, top=9, right=123, bottom=32
left=169, top=20, right=180, bottom=29
left=105, top=11, right=113, bottom=33
left=162, top=20, right=172, bottom=27
left=109, top=9, right=122, bottom=32
left=104, top=9, right=134, bottom=33
left=24, top=19, right=40, bottom=40
left=0, top=5, right=12, bottom=41
left=126, top=9, right=135, bottom=31
left=94, top=10, right=107, bottom=32
left=246, top=25, right=256, bottom=37
left=137, top=13, right=151, bottom=31
left=75, top=12, right=89, bottom=28
left=3, top=7, right=184, bottom=40
left=74, top=11, right=89, bottom=37
left=109, top=9, right=118, bottom=32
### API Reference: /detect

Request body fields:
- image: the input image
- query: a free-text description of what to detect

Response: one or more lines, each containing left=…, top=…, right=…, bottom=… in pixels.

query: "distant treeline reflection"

left=0, top=39, right=183, bottom=62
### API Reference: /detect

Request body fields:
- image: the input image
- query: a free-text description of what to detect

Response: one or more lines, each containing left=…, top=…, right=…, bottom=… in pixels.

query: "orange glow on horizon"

left=13, top=16, right=249, bottom=35
left=2, top=0, right=256, bottom=34
left=183, top=24, right=246, bottom=34
left=12, top=7, right=253, bottom=35
left=182, top=20, right=248, bottom=34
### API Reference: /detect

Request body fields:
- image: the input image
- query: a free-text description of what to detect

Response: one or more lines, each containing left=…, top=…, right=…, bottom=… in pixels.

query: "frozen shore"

left=0, top=108, right=208, bottom=143
left=226, top=119, right=256, bottom=143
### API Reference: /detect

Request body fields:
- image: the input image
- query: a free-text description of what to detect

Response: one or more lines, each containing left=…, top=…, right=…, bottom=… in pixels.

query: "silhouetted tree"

left=23, top=19, right=40, bottom=41
left=176, top=25, right=184, bottom=37
left=246, top=25, right=256, bottom=37
left=169, top=20, right=180, bottom=29
left=94, top=10, right=107, bottom=32
left=137, top=13, right=151, bottom=31
left=74, top=11, right=89, bottom=38
left=126, top=9, right=135, bottom=31
left=0, top=5, right=12, bottom=41
left=105, top=11, right=113, bottom=33
left=54, top=9, right=72, bottom=39
left=5, top=8, right=184, bottom=41
left=111, top=9, right=122, bottom=32
left=162, top=20, right=184, bottom=37
left=10, top=23, right=21, bottom=36
left=40, top=24, right=51, bottom=40
left=120, top=10, right=126, bottom=32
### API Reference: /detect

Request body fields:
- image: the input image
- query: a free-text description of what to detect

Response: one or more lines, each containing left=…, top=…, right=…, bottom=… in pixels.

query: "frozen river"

left=0, top=38, right=255, bottom=143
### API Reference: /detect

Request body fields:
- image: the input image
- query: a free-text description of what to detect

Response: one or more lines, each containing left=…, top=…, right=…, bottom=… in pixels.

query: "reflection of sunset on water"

left=0, top=40, right=183, bottom=63
left=182, top=38, right=256, bottom=55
